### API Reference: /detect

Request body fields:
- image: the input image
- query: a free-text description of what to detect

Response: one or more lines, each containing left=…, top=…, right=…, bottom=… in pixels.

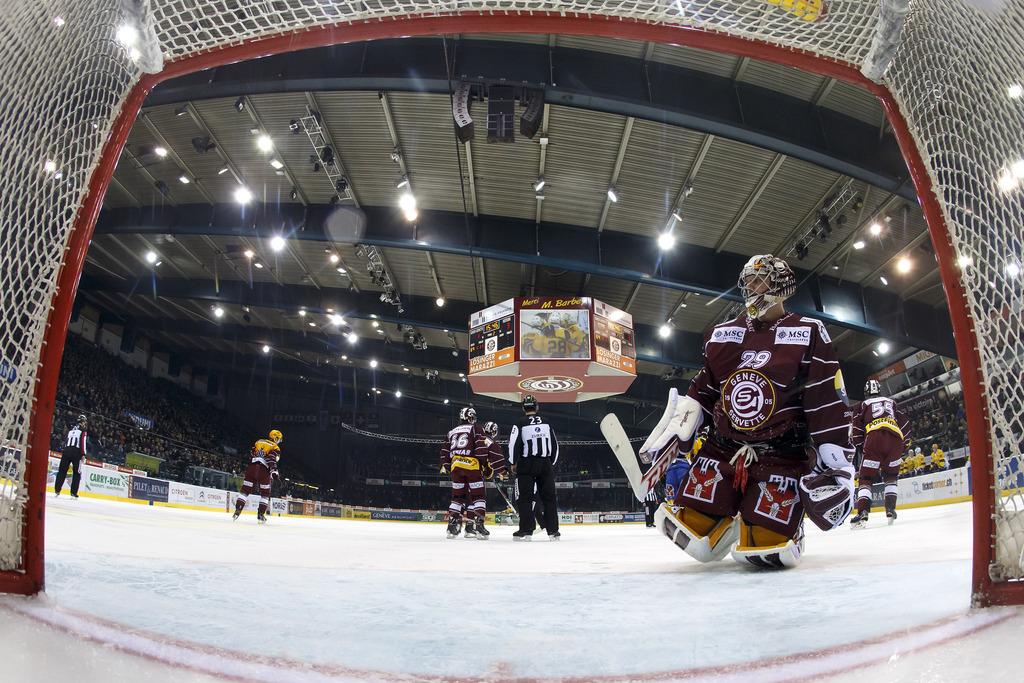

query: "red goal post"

left=0, top=1, right=1019, bottom=606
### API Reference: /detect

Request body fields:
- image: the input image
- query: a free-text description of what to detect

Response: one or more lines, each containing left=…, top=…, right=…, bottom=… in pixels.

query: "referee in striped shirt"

left=508, top=395, right=560, bottom=541
left=55, top=414, right=88, bottom=498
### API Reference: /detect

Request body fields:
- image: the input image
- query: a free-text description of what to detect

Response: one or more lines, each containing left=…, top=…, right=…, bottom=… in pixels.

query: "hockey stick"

left=494, top=482, right=516, bottom=511
left=600, top=414, right=675, bottom=502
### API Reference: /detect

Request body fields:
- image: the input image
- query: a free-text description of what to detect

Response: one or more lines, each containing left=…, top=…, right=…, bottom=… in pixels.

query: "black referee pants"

left=55, top=446, right=83, bottom=496
left=516, top=457, right=557, bottom=535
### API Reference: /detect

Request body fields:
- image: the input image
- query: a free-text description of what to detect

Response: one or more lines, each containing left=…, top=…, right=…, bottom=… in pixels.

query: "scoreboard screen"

left=469, top=314, right=515, bottom=372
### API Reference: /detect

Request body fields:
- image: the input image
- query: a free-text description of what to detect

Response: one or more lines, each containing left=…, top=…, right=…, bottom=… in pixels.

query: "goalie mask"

left=482, top=421, right=498, bottom=438
left=738, top=254, right=796, bottom=320
left=459, top=407, right=477, bottom=424
left=864, top=379, right=882, bottom=397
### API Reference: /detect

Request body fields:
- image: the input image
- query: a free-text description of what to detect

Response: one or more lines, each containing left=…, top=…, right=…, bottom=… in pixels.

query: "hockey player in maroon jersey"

left=644, top=254, right=855, bottom=568
left=440, top=408, right=506, bottom=539
left=850, top=380, right=912, bottom=528
left=233, top=429, right=282, bottom=524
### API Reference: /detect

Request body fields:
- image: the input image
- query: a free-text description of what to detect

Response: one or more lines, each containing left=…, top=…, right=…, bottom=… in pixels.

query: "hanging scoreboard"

left=468, top=299, right=516, bottom=373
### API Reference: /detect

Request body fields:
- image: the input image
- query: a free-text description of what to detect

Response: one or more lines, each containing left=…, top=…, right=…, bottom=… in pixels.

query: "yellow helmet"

left=269, top=429, right=283, bottom=444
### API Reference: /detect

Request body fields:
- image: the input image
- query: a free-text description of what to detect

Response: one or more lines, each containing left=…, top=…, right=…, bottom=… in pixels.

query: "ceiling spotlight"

left=371, top=320, right=380, bottom=328
left=174, top=105, right=187, bottom=117
left=1007, top=261, right=1021, bottom=278
left=672, top=209, right=683, bottom=222
left=1009, top=83, right=1023, bottom=99
left=880, top=276, right=889, bottom=286
left=178, top=175, right=190, bottom=184
left=256, top=135, right=273, bottom=152
left=308, top=322, right=316, bottom=328
left=341, top=354, right=348, bottom=361
left=869, top=222, right=882, bottom=236
left=998, top=170, right=1017, bottom=193
left=394, top=390, right=402, bottom=398
left=396, top=176, right=410, bottom=189
left=269, top=235, right=286, bottom=252
left=262, top=344, right=270, bottom=354
left=270, top=159, right=283, bottom=170
left=402, top=366, right=409, bottom=372
left=852, top=240, right=865, bottom=250
left=154, top=146, right=168, bottom=158
left=298, top=309, right=307, bottom=317
left=335, top=177, right=349, bottom=194
left=115, top=24, right=138, bottom=47
left=958, top=255, right=973, bottom=268
left=435, top=297, right=446, bottom=307
left=896, top=256, right=912, bottom=274
left=329, top=314, right=344, bottom=326
left=533, top=177, right=546, bottom=192
left=458, top=372, right=465, bottom=378
left=144, top=250, right=157, bottom=264
left=657, top=231, right=676, bottom=251
left=658, top=323, right=672, bottom=338
left=607, top=186, right=618, bottom=203
left=213, top=306, right=224, bottom=319
left=877, top=342, right=890, bottom=354
left=370, top=359, right=378, bottom=368
left=234, top=186, right=253, bottom=204
left=443, top=399, right=450, bottom=405
left=218, top=167, right=229, bottom=175
left=43, top=159, right=57, bottom=174
left=329, top=254, right=340, bottom=264
left=234, top=97, right=246, bottom=112
left=289, top=119, right=300, bottom=133
left=399, top=192, right=417, bottom=213
left=254, top=262, right=264, bottom=269
left=53, top=16, right=65, bottom=28
left=243, top=249, right=255, bottom=259
left=346, top=332, right=358, bottom=344
left=336, top=267, right=347, bottom=274
left=290, top=188, right=298, bottom=201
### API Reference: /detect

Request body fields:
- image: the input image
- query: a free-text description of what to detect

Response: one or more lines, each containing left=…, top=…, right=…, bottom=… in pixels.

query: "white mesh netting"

left=0, top=0, right=1021, bottom=592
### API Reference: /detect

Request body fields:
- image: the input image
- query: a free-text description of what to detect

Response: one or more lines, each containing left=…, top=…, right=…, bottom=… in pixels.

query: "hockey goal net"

left=0, top=0, right=1021, bottom=604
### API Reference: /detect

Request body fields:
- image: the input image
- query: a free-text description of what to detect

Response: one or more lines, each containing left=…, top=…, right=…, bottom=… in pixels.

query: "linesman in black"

left=508, top=395, right=560, bottom=541
left=55, top=414, right=88, bottom=498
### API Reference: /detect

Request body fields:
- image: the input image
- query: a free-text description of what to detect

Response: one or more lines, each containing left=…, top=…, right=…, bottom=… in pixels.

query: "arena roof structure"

left=80, top=34, right=954, bottom=408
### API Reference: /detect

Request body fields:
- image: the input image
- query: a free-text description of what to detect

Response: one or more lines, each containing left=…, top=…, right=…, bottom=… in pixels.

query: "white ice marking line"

left=0, top=597, right=1014, bottom=683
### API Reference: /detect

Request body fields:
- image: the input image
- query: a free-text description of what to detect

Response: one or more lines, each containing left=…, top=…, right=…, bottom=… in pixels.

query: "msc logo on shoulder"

left=711, top=326, right=745, bottom=344
left=774, top=327, right=812, bottom=345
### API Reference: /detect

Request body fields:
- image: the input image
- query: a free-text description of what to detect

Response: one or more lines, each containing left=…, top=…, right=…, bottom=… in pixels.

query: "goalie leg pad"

left=655, top=503, right=738, bottom=563
left=737, top=457, right=806, bottom=540
left=730, top=518, right=804, bottom=569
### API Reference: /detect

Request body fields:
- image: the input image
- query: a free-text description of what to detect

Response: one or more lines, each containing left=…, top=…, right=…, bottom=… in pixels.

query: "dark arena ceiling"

left=83, top=33, right=954, bottom=416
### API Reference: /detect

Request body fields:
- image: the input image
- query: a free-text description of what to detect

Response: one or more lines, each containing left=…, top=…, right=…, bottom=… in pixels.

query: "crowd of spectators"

left=51, top=335, right=249, bottom=480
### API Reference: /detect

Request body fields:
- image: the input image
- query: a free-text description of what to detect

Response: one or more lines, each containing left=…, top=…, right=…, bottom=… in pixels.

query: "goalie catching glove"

left=799, top=443, right=855, bottom=531
left=639, top=388, right=704, bottom=465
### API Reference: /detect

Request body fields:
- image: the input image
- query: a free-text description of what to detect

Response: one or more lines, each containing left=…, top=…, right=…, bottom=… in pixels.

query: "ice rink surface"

left=1, top=496, right=1022, bottom=682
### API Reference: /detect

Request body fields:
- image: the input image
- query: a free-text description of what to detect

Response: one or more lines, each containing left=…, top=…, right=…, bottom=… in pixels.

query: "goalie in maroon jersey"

left=642, top=254, right=855, bottom=568
left=439, top=408, right=506, bottom=539
left=850, top=380, right=912, bottom=528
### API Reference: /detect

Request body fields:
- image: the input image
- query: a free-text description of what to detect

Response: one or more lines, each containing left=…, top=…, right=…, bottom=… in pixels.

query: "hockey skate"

left=446, top=517, right=462, bottom=539
left=257, top=511, right=268, bottom=525
left=548, top=531, right=561, bottom=541
left=886, top=510, right=897, bottom=526
left=512, top=530, right=532, bottom=542
left=472, top=519, right=490, bottom=540
left=850, top=510, right=868, bottom=529
left=464, top=521, right=478, bottom=539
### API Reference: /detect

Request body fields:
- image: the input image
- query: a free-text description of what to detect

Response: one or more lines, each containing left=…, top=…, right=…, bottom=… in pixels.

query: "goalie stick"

left=600, top=414, right=675, bottom=502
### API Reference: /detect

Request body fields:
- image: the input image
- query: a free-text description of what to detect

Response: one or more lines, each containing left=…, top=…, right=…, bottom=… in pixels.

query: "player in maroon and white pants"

left=850, top=381, right=912, bottom=528
left=233, top=429, right=282, bottom=524
left=440, top=408, right=506, bottom=539
left=641, top=255, right=855, bottom=568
